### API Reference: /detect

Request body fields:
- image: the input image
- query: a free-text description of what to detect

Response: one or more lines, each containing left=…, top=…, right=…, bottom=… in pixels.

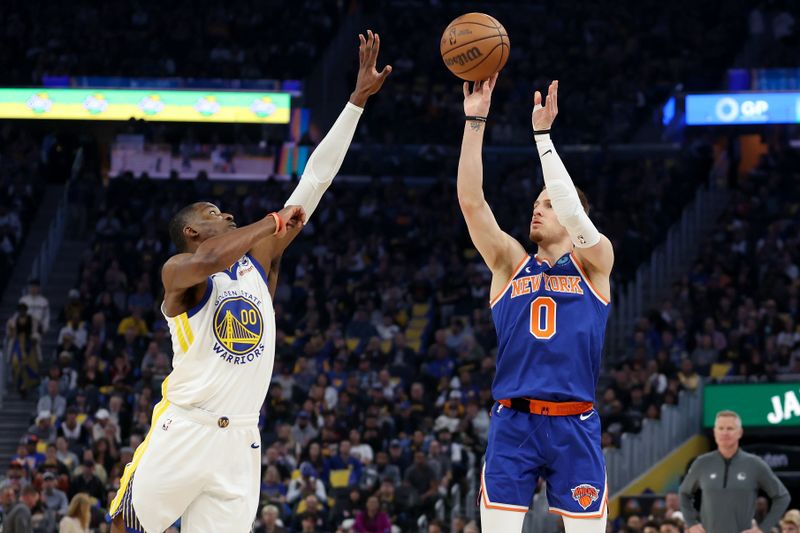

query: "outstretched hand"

left=350, top=30, right=392, bottom=107
left=462, top=72, right=498, bottom=118
left=532, top=80, right=558, bottom=132
left=276, top=205, right=306, bottom=237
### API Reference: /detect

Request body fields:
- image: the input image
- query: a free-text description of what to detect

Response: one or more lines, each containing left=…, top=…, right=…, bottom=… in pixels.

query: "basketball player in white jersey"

left=109, top=30, right=391, bottom=533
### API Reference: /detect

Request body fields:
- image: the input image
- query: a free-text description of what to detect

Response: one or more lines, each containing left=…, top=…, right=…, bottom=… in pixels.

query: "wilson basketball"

left=440, top=13, right=510, bottom=81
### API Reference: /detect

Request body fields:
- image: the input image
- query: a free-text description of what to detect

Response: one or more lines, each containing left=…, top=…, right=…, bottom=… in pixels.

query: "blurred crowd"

left=0, top=0, right=346, bottom=84
left=0, top=125, right=43, bottom=294
left=598, top=144, right=800, bottom=450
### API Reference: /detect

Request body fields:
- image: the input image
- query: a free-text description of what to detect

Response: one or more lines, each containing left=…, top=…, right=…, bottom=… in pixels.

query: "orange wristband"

left=268, top=212, right=284, bottom=235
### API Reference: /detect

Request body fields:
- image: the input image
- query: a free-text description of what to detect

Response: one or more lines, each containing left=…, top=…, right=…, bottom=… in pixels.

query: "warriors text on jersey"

left=163, top=252, right=275, bottom=415
left=489, top=252, right=609, bottom=403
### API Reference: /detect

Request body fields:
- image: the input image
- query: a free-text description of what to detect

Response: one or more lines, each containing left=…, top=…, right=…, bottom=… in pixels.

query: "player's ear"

left=183, top=225, right=199, bottom=241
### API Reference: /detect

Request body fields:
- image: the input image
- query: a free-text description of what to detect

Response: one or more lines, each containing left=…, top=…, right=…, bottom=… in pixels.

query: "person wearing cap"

left=60, top=288, right=83, bottom=325
left=69, top=460, right=104, bottom=502
left=291, top=410, right=319, bottom=448
left=91, top=408, right=120, bottom=444
left=1, top=460, right=29, bottom=493
left=28, top=411, right=56, bottom=443
left=20, top=434, right=46, bottom=470
left=679, top=410, right=790, bottom=533
left=287, top=462, right=327, bottom=507
left=41, top=471, right=68, bottom=520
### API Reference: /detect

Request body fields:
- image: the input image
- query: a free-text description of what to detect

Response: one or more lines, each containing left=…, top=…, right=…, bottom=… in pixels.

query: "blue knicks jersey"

left=490, top=252, right=610, bottom=403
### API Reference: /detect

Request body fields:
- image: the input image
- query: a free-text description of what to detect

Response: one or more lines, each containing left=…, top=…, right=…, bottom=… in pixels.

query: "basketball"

left=440, top=12, right=510, bottom=81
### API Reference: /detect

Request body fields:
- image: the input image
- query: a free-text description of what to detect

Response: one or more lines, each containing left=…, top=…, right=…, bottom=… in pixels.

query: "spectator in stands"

left=404, top=451, right=439, bottom=518
left=354, top=495, right=391, bottom=533
left=38, top=443, right=70, bottom=480
left=291, top=411, right=319, bottom=449
left=38, top=379, right=67, bottom=419
left=5, top=302, right=41, bottom=398
left=58, top=492, right=92, bottom=533
left=0, top=486, right=32, bottom=533
left=69, top=460, right=103, bottom=502
left=28, top=412, right=56, bottom=444
left=253, top=504, right=285, bottom=533
left=292, top=494, right=329, bottom=532
left=781, top=511, right=800, bottom=533
left=325, top=441, right=363, bottom=489
left=287, top=462, right=327, bottom=510
left=19, top=279, right=50, bottom=334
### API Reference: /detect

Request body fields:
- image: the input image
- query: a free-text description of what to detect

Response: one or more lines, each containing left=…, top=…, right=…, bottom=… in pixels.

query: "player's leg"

left=561, top=506, right=608, bottom=533
left=479, top=495, right=528, bottom=530
left=544, top=412, right=607, bottom=532
left=109, top=404, right=204, bottom=532
left=480, top=403, right=545, bottom=533
left=181, top=425, right=261, bottom=533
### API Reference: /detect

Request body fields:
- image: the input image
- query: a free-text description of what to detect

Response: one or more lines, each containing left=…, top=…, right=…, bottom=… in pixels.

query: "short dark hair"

left=168, top=203, right=202, bottom=252
left=540, top=186, right=590, bottom=214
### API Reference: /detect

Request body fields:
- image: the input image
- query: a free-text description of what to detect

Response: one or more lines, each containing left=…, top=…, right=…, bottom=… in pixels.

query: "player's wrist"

left=268, top=212, right=285, bottom=235
left=348, top=89, right=370, bottom=108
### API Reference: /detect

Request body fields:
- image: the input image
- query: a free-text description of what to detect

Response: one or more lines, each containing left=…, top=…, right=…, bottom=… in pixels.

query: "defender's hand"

left=350, top=30, right=392, bottom=107
left=275, top=206, right=306, bottom=237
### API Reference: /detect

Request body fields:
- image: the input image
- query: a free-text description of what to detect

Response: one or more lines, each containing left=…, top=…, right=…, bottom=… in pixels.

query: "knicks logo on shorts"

left=213, top=296, right=263, bottom=356
left=571, top=484, right=599, bottom=510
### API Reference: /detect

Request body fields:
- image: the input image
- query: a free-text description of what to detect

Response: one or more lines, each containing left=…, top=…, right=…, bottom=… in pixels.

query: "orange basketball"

left=440, top=13, right=510, bottom=81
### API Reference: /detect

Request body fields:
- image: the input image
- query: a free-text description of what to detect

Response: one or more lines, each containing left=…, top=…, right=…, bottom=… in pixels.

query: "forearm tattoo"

left=468, top=121, right=483, bottom=132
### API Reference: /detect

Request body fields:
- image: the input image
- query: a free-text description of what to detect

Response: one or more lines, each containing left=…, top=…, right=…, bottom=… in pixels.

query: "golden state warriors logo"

left=571, top=484, right=599, bottom=510
left=213, top=296, right=263, bottom=358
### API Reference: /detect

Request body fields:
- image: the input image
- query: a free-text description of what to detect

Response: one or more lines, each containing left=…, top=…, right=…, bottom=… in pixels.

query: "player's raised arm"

left=249, top=30, right=392, bottom=270
left=457, top=73, right=526, bottom=278
left=532, top=81, right=614, bottom=282
left=283, top=29, right=391, bottom=221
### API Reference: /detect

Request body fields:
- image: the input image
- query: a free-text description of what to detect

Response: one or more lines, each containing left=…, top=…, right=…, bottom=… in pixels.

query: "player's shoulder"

left=163, top=252, right=194, bottom=267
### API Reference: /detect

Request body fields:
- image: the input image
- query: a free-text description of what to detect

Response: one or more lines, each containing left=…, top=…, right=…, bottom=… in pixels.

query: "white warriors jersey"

left=161, top=253, right=275, bottom=415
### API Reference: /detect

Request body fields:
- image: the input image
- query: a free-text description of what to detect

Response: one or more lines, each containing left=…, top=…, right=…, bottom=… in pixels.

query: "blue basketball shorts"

left=481, top=402, right=607, bottom=518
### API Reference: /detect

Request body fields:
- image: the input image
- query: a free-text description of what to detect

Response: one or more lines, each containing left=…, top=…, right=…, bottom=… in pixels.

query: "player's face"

left=190, top=203, right=236, bottom=242
left=713, top=415, right=743, bottom=448
left=530, top=190, right=568, bottom=244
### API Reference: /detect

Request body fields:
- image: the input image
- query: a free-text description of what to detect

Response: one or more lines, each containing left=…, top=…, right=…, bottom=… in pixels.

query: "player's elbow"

left=457, top=193, right=485, bottom=213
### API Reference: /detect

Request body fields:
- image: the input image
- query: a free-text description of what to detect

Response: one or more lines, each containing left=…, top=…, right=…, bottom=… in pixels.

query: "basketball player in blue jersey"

left=109, top=31, right=391, bottom=533
left=457, top=75, right=613, bottom=532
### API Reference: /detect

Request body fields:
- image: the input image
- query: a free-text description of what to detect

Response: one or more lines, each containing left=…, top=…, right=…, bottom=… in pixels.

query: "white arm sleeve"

left=284, top=102, right=363, bottom=220
left=535, top=132, right=600, bottom=248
